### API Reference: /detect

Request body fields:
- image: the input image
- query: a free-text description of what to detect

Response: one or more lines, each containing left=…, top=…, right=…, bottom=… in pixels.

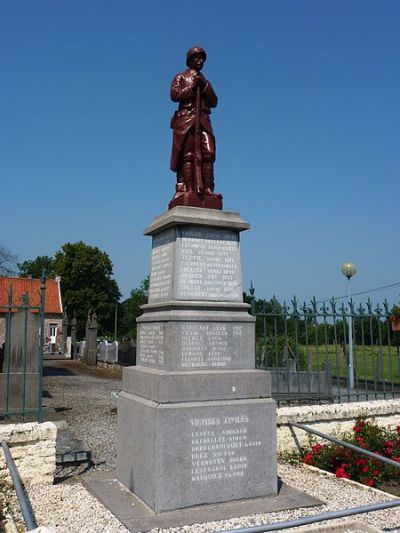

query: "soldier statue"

left=169, top=46, right=222, bottom=210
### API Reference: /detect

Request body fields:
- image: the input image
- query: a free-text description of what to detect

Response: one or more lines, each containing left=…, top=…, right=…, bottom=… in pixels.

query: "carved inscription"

left=138, top=324, right=164, bottom=366
left=177, top=227, right=241, bottom=301
left=149, top=230, right=175, bottom=301
left=190, top=415, right=262, bottom=482
left=181, top=323, right=243, bottom=368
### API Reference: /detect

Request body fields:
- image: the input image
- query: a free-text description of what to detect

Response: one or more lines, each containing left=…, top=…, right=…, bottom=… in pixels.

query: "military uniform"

left=170, top=47, right=218, bottom=196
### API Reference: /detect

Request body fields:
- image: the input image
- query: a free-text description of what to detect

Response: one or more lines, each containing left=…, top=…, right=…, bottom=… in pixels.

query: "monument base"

left=84, top=473, right=322, bottom=533
left=117, top=392, right=277, bottom=513
left=168, top=191, right=223, bottom=210
left=115, top=205, right=279, bottom=516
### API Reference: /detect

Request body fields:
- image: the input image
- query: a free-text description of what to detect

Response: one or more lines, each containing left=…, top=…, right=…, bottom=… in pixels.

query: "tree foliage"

left=0, top=244, right=18, bottom=276
left=19, top=241, right=120, bottom=337
left=18, top=255, right=56, bottom=278
left=54, top=241, right=120, bottom=337
left=118, top=277, right=149, bottom=339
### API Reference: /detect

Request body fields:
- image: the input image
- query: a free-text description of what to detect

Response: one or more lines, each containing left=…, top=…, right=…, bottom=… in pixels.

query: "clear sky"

left=2, top=0, right=400, bottom=305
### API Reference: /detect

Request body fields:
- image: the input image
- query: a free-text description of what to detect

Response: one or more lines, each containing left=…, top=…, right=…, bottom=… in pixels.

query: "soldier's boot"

left=202, top=161, right=215, bottom=194
left=175, top=172, right=185, bottom=195
left=182, top=157, right=195, bottom=193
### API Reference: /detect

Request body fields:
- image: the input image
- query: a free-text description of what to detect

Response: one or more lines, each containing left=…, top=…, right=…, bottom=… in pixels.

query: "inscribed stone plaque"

left=148, top=228, right=175, bottom=303
left=175, top=227, right=242, bottom=302
left=137, top=320, right=254, bottom=371
left=190, top=413, right=262, bottom=483
left=157, top=399, right=277, bottom=510
left=178, top=322, right=251, bottom=370
left=138, top=323, right=165, bottom=367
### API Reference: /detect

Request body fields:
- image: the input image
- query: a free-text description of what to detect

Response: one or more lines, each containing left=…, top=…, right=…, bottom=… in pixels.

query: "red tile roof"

left=0, top=277, right=63, bottom=314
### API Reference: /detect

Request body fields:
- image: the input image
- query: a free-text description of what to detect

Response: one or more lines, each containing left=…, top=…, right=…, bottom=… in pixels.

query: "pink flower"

left=362, top=466, right=369, bottom=473
left=373, top=469, right=380, bottom=476
left=365, top=479, right=374, bottom=486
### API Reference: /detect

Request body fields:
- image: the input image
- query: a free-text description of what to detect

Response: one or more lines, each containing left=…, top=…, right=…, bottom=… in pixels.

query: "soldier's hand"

left=193, top=75, right=206, bottom=90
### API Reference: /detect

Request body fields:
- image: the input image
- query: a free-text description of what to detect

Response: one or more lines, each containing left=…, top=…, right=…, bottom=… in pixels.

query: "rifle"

left=194, top=83, right=203, bottom=193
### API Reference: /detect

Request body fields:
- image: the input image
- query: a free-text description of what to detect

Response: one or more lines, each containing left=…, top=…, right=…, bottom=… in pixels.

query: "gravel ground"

left=10, top=359, right=400, bottom=533
left=43, top=359, right=121, bottom=473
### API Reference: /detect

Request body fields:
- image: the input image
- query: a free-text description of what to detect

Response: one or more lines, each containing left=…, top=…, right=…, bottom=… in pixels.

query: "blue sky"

left=2, top=0, right=400, bottom=305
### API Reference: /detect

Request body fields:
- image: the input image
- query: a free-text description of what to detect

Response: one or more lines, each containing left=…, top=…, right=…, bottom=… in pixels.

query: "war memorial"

left=85, top=47, right=318, bottom=531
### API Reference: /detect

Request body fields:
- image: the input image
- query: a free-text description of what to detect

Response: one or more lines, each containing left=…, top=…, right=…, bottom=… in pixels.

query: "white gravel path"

left=24, top=462, right=400, bottom=533
left=14, top=360, right=400, bottom=533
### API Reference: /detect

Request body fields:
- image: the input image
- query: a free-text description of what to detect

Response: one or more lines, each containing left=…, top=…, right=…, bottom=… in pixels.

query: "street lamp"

left=341, top=262, right=357, bottom=389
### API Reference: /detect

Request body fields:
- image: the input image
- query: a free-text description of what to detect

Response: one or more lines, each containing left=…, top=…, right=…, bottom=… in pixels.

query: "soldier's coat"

left=170, top=68, right=218, bottom=172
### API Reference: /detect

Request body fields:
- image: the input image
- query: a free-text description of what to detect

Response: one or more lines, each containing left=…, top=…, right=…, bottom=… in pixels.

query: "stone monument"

left=116, top=46, right=277, bottom=514
left=61, top=308, right=68, bottom=355
left=85, top=312, right=98, bottom=367
left=70, top=312, right=77, bottom=358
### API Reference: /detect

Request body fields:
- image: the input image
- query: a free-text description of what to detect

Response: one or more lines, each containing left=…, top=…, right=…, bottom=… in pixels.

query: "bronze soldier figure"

left=169, top=46, right=222, bottom=210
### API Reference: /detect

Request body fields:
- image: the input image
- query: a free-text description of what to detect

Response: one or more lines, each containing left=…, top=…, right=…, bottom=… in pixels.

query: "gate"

left=0, top=277, right=46, bottom=421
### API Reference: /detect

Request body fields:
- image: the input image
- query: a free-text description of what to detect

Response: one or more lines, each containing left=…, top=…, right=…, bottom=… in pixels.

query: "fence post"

left=38, top=274, right=46, bottom=422
left=249, top=282, right=257, bottom=367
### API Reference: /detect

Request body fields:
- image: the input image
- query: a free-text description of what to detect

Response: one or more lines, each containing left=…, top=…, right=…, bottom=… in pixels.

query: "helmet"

left=186, top=46, right=207, bottom=66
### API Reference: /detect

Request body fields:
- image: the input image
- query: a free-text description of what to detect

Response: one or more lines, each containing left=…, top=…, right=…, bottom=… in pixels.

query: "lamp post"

left=341, top=262, right=357, bottom=389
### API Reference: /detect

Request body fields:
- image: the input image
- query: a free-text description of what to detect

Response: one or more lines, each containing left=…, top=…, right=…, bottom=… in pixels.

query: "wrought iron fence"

left=249, top=293, right=400, bottom=404
left=0, top=278, right=46, bottom=421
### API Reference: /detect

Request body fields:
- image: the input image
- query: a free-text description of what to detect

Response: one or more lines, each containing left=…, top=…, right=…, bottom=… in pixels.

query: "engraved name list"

left=190, top=415, right=263, bottom=483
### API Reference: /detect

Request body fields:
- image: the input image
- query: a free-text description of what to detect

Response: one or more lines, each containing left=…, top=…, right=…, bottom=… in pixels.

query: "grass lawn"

left=258, top=342, right=400, bottom=384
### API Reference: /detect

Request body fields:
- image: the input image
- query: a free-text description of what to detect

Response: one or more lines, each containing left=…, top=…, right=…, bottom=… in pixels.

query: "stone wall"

left=277, top=399, right=400, bottom=454
left=0, top=422, right=57, bottom=485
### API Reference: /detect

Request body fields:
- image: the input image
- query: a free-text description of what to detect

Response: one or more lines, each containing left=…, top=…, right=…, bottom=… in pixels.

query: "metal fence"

left=0, top=279, right=45, bottom=421
left=250, top=294, right=400, bottom=404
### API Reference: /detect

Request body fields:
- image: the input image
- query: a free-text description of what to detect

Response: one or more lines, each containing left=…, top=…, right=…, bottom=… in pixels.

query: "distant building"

left=0, top=276, right=63, bottom=350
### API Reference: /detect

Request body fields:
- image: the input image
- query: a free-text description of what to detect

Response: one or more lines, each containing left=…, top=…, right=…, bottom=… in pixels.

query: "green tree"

left=18, top=255, right=56, bottom=278
left=119, top=277, right=149, bottom=338
left=54, top=241, right=121, bottom=337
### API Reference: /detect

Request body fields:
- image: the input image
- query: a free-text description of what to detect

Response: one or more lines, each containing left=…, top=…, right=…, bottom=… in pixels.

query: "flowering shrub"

left=298, top=418, right=400, bottom=488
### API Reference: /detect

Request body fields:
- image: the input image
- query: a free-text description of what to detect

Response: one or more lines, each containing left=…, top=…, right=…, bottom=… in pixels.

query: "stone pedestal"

left=117, top=206, right=277, bottom=513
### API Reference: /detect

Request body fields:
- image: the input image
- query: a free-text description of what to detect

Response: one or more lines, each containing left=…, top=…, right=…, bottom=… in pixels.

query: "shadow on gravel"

left=54, top=462, right=94, bottom=484
left=43, top=366, right=76, bottom=376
